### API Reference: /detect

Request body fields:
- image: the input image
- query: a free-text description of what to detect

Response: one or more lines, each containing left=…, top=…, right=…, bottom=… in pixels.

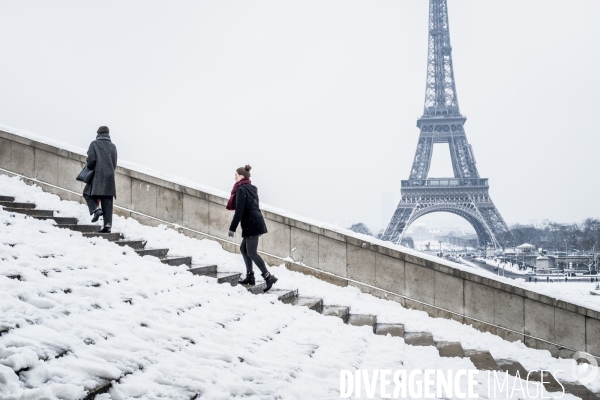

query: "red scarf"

left=226, top=178, right=251, bottom=210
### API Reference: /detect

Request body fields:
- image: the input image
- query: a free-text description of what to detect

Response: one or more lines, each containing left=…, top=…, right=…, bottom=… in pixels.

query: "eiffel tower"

left=382, top=0, right=509, bottom=248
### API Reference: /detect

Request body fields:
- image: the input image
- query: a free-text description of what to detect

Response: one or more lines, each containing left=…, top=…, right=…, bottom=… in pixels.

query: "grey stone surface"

left=434, top=271, right=464, bottom=315
left=464, top=349, right=500, bottom=371
left=207, top=200, right=231, bottom=241
left=587, top=317, right=600, bottom=356
left=318, top=236, right=347, bottom=277
left=464, top=280, right=495, bottom=323
left=404, top=332, right=434, bottom=347
left=436, top=341, right=465, bottom=358
left=10, top=142, right=34, bottom=177
left=375, top=253, right=405, bottom=295
left=157, top=187, right=183, bottom=224
left=347, top=244, right=376, bottom=284
left=524, top=299, right=555, bottom=343
left=114, top=173, right=132, bottom=209
left=494, top=289, right=524, bottom=334
left=182, top=194, right=209, bottom=233
left=554, top=308, right=586, bottom=352
left=375, top=323, right=404, bottom=337
left=290, top=227, right=318, bottom=267
left=34, top=149, right=59, bottom=185
left=347, top=314, right=377, bottom=330
left=262, top=219, right=291, bottom=258
left=0, top=137, right=11, bottom=169
left=322, top=305, right=350, bottom=322
left=495, top=359, right=528, bottom=378
left=57, top=157, right=85, bottom=193
left=131, top=179, right=157, bottom=217
left=405, top=262, right=435, bottom=304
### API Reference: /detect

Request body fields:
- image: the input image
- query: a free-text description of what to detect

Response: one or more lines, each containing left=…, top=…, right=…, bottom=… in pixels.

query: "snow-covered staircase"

left=1, top=193, right=599, bottom=400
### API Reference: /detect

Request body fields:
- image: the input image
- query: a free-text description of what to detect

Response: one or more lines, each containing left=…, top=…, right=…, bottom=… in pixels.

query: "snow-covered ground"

left=480, top=258, right=530, bottom=275
left=1, top=174, right=599, bottom=399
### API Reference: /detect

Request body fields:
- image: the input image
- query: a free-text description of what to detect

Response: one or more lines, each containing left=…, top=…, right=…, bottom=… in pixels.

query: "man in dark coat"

left=83, top=126, right=117, bottom=232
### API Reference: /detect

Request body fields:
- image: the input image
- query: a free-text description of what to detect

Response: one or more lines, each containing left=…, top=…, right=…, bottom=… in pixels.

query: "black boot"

left=262, top=272, right=277, bottom=292
left=99, top=225, right=111, bottom=233
left=239, top=272, right=255, bottom=285
left=91, top=208, right=103, bottom=223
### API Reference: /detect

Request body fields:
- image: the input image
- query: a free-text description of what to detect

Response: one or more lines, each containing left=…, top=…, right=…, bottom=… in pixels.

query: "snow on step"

left=60, top=224, right=103, bottom=233
left=34, top=216, right=78, bottom=225
left=2, top=175, right=599, bottom=398
left=264, top=288, right=298, bottom=301
left=82, top=232, right=122, bottom=241
left=135, top=248, right=169, bottom=258
left=0, top=201, right=36, bottom=209
left=159, top=255, right=192, bottom=266
left=4, top=208, right=54, bottom=217
left=322, top=305, right=350, bottom=323
left=115, top=239, right=147, bottom=250
left=281, top=296, right=323, bottom=312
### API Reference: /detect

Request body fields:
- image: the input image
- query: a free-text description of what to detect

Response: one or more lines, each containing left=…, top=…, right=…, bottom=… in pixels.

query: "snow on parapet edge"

left=2, top=122, right=597, bottom=312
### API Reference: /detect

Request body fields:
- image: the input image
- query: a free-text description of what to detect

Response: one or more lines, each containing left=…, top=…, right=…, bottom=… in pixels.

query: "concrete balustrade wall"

left=1, top=129, right=598, bottom=360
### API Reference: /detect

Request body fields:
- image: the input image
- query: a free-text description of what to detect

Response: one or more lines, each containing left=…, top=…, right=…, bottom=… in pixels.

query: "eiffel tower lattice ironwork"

left=382, top=0, right=509, bottom=248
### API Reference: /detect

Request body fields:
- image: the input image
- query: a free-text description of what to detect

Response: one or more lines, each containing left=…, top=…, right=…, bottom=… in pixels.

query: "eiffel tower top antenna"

left=423, top=0, right=461, bottom=118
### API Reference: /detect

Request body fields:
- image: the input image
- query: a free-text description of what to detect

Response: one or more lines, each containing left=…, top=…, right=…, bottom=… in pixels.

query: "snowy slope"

left=0, top=175, right=598, bottom=399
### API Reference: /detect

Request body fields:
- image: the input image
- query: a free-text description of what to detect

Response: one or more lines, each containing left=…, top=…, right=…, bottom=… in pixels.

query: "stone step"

left=188, top=264, right=218, bottom=275
left=322, top=305, right=350, bottom=323
left=404, top=332, right=435, bottom=347
left=60, top=224, right=103, bottom=233
left=347, top=314, right=377, bottom=332
left=4, top=208, right=54, bottom=217
left=527, top=370, right=599, bottom=400
left=83, top=380, right=112, bottom=400
left=160, top=256, right=192, bottom=266
left=0, top=196, right=15, bottom=202
left=464, top=349, right=501, bottom=371
left=282, top=296, right=323, bottom=313
left=436, top=341, right=465, bottom=358
left=136, top=248, right=169, bottom=258
left=0, top=201, right=35, bottom=209
left=201, top=271, right=241, bottom=286
left=115, top=240, right=147, bottom=250
left=265, top=288, right=298, bottom=301
left=243, top=281, right=268, bottom=294
left=495, top=359, right=528, bottom=377
left=82, top=232, right=123, bottom=241
left=374, top=323, right=405, bottom=337
left=34, top=216, right=79, bottom=225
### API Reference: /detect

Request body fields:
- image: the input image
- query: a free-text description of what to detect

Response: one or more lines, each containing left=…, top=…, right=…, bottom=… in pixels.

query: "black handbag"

left=76, top=165, right=95, bottom=184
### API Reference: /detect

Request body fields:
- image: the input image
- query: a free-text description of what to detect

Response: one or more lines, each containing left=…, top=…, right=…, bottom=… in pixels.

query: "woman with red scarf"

left=227, top=165, right=278, bottom=292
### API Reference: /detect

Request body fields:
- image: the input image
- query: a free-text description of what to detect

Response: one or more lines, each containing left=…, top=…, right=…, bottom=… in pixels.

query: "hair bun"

left=245, top=165, right=252, bottom=171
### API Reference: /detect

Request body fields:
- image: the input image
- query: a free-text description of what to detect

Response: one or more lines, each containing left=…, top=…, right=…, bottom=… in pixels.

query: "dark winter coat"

left=229, top=184, right=268, bottom=238
left=83, top=134, right=118, bottom=198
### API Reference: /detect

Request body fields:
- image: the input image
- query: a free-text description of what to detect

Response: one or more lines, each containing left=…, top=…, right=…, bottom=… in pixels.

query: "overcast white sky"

left=0, top=1, right=598, bottom=232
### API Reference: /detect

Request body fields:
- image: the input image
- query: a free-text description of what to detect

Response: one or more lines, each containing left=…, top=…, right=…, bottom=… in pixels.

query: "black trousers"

left=240, top=235, right=268, bottom=275
left=83, top=194, right=113, bottom=227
